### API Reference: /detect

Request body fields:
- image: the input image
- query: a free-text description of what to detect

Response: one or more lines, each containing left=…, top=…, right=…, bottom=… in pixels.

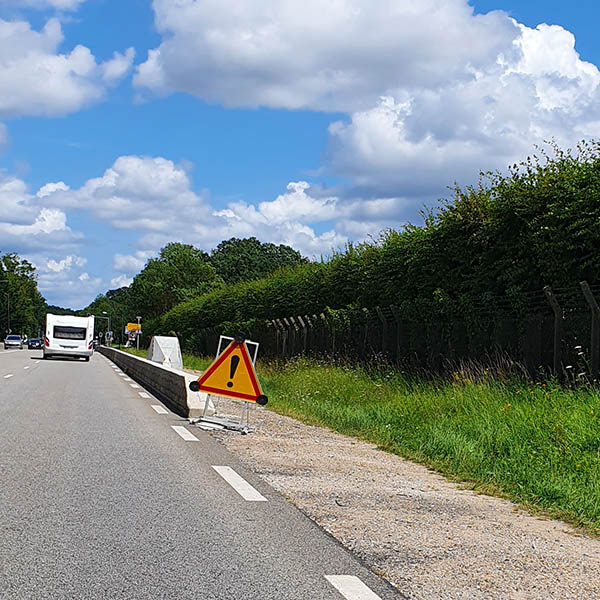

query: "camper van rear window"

left=53, top=326, right=87, bottom=340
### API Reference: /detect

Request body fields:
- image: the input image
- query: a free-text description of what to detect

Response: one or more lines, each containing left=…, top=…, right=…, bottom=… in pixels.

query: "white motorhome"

left=44, top=314, right=95, bottom=361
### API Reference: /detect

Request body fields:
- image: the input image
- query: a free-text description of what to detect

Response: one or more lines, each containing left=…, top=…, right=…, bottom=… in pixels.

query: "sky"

left=1, top=0, right=600, bottom=308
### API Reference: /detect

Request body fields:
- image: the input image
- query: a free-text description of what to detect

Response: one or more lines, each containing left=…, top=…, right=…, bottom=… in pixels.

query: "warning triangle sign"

left=195, top=341, right=266, bottom=403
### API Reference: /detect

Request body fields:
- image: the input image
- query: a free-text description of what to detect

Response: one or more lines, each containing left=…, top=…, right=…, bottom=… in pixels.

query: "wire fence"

left=188, top=282, right=600, bottom=382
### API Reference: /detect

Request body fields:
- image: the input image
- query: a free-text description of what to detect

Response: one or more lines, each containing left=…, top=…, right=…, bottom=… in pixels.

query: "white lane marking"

left=35, top=360, right=40, bottom=364
left=324, top=576, right=382, bottom=600
left=171, top=425, right=199, bottom=442
left=23, top=366, right=30, bottom=370
left=119, top=374, right=127, bottom=377
left=4, top=374, right=13, bottom=379
left=130, top=383, right=140, bottom=389
left=211, top=466, right=268, bottom=502
left=151, top=405, right=169, bottom=414
left=138, top=392, right=151, bottom=399
left=124, top=377, right=133, bottom=381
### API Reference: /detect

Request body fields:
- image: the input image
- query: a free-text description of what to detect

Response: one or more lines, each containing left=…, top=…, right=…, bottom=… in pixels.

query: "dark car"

left=27, top=338, right=42, bottom=349
left=4, top=335, right=23, bottom=349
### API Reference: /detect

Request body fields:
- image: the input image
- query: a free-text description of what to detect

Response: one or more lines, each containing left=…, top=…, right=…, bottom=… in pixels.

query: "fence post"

left=283, top=318, right=293, bottom=356
left=276, top=318, right=287, bottom=356
left=375, top=306, right=388, bottom=354
left=580, top=281, right=600, bottom=381
left=543, top=285, right=564, bottom=378
left=271, top=319, right=281, bottom=355
left=289, top=316, right=298, bottom=356
left=297, top=315, right=307, bottom=353
left=390, top=305, right=402, bottom=362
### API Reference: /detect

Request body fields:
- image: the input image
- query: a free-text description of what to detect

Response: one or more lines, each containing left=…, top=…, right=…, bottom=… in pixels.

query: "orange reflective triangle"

left=196, top=341, right=263, bottom=402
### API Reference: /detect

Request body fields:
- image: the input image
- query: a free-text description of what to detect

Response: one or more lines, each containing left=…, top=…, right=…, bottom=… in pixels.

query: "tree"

left=128, top=243, right=222, bottom=319
left=0, top=252, right=46, bottom=336
left=209, top=237, right=307, bottom=284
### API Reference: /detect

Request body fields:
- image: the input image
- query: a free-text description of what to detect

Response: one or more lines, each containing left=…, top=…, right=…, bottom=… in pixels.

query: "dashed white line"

left=138, top=392, right=151, bottom=399
left=324, top=576, right=383, bottom=600
left=211, top=466, right=268, bottom=502
left=23, top=366, right=30, bottom=370
left=4, top=374, right=13, bottom=379
left=151, top=405, right=169, bottom=414
left=171, top=425, right=199, bottom=442
left=129, top=383, right=140, bottom=389
left=35, top=360, right=40, bottom=364
left=119, top=374, right=127, bottom=377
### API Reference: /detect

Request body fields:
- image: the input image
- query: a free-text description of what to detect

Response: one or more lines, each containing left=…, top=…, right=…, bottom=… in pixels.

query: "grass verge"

left=121, top=348, right=600, bottom=533
left=258, top=358, right=600, bottom=534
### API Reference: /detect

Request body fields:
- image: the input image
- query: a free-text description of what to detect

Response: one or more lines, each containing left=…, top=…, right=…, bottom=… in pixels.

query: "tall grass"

left=258, top=358, right=600, bottom=533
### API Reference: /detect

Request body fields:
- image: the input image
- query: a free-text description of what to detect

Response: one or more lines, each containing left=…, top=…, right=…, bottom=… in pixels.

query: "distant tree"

left=128, top=243, right=222, bottom=319
left=0, top=252, right=46, bottom=336
left=209, top=237, right=307, bottom=284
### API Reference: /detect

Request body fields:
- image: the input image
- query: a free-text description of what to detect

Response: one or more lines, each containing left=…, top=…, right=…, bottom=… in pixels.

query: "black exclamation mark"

left=227, top=355, right=240, bottom=388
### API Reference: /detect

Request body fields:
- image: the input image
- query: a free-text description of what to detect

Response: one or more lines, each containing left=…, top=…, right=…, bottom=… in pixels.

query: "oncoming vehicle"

left=4, top=335, right=23, bottom=350
left=44, top=314, right=95, bottom=361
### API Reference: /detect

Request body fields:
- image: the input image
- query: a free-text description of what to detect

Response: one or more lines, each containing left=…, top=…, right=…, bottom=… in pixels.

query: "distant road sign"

left=194, top=340, right=267, bottom=404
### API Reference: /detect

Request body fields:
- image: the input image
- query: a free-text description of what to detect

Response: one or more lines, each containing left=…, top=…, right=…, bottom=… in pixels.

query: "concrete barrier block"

left=98, top=347, right=215, bottom=418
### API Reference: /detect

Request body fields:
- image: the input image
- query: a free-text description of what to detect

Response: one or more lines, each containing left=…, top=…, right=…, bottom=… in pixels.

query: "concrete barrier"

left=99, top=347, right=213, bottom=418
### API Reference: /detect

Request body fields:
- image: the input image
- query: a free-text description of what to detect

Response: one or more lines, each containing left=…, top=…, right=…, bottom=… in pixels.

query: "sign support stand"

left=188, top=334, right=266, bottom=434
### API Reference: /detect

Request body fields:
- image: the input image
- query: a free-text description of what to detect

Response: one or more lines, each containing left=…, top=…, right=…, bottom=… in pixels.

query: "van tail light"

left=88, top=341, right=93, bottom=350
left=44, top=336, right=49, bottom=347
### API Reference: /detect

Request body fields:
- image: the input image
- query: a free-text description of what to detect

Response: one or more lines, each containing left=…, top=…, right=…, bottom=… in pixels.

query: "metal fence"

left=189, top=282, right=600, bottom=381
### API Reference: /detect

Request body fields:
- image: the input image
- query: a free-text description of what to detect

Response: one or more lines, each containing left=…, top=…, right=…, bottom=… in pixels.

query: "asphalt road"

left=0, top=349, right=401, bottom=599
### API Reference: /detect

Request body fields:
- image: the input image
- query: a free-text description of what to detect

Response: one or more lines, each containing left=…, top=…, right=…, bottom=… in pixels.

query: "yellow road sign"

left=193, top=340, right=267, bottom=404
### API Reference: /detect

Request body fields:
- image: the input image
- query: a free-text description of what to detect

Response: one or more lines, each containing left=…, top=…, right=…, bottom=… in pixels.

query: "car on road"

left=4, top=335, right=23, bottom=349
left=27, top=337, right=42, bottom=349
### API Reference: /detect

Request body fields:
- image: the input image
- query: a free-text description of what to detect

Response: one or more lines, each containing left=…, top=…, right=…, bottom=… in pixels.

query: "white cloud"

left=47, top=254, right=86, bottom=272
left=0, top=18, right=133, bottom=118
left=1, top=0, right=87, bottom=10
left=136, top=0, right=517, bottom=112
left=326, top=21, right=600, bottom=201
left=110, top=274, right=133, bottom=288
left=113, top=250, right=154, bottom=274
left=101, top=48, right=136, bottom=83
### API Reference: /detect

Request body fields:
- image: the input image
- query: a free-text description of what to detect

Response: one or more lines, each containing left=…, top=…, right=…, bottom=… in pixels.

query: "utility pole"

left=102, top=311, right=111, bottom=347
left=0, top=280, right=8, bottom=335
left=136, top=316, right=142, bottom=351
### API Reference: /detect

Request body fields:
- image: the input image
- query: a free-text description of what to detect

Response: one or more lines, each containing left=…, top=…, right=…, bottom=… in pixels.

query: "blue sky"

left=1, top=0, right=599, bottom=308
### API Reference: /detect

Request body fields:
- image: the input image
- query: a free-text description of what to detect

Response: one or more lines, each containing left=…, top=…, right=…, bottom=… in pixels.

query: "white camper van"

left=44, top=314, right=95, bottom=361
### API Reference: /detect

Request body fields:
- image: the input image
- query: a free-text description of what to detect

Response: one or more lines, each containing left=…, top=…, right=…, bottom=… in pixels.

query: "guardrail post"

left=580, top=281, right=600, bottom=381
left=543, top=285, right=564, bottom=378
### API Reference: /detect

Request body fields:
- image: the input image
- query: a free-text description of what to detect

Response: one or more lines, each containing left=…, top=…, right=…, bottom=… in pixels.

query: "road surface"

left=0, top=348, right=401, bottom=599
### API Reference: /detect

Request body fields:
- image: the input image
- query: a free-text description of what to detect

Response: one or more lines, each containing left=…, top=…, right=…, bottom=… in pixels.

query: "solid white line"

left=211, top=466, right=268, bottom=502
left=3, top=374, right=13, bottom=379
left=171, top=425, right=199, bottom=441
left=130, top=383, right=140, bottom=389
left=151, top=405, right=169, bottom=414
left=138, top=392, right=151, bottom=399
left=324, top=576, right=382, bottom=600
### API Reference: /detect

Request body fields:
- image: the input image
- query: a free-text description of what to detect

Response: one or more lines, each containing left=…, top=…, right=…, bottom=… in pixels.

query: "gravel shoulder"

left=192, top=392, right=600, bottom=600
